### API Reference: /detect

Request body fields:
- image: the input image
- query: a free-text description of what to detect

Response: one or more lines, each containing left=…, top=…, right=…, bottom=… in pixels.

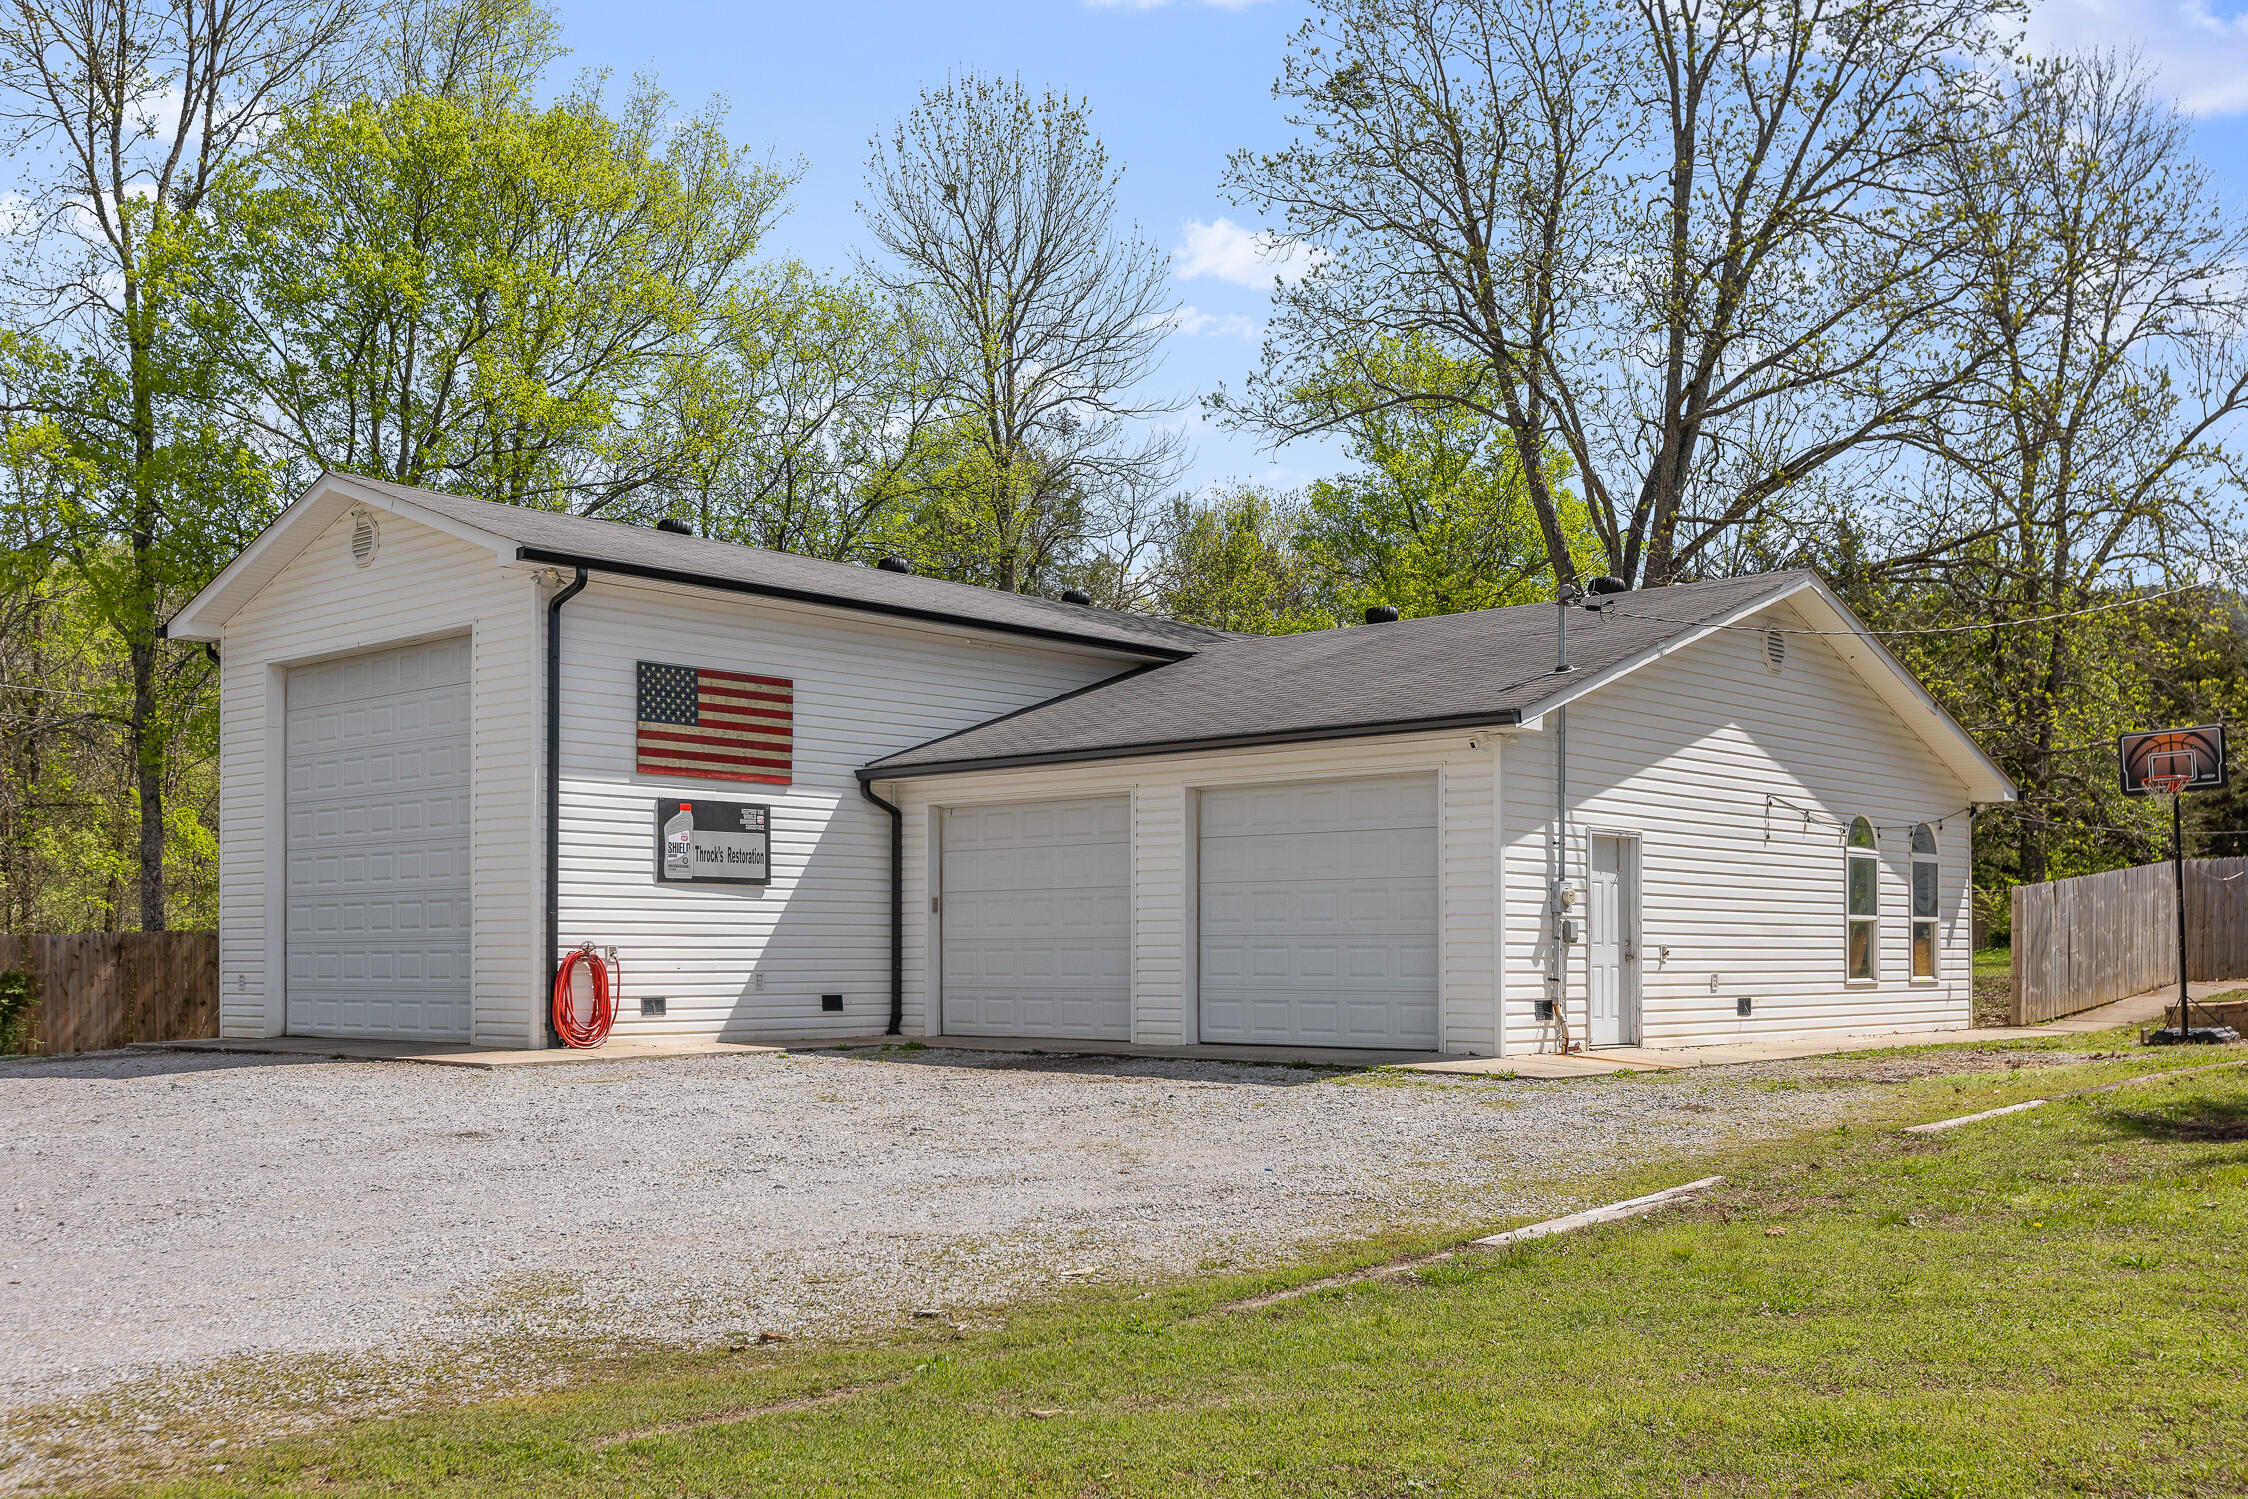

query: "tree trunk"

left=127, top=273, right=165, bottom=933
left=131, top=633, right=166, bottom=931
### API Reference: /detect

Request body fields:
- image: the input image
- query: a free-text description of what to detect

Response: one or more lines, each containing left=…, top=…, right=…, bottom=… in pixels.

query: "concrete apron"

left=153, top=1035, right=783, bottom=1070
left=144, top=980, right=2223, bottom=1076
left=1418, top=981, right=2216, bottom=1080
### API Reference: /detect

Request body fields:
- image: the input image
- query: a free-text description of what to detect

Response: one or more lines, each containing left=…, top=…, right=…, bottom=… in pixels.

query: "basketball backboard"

left=2119, top=724, right=2227, bottom=796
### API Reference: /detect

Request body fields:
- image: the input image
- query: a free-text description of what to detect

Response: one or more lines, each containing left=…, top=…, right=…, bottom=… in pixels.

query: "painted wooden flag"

left=636, top=661, right=793, bottom=785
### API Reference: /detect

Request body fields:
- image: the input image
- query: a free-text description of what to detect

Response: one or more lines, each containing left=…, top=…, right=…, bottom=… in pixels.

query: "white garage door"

left=286, top=637, right=473, bottom=1041
left=941, top=797, right=1130, bottom=1040
left=1199, top=773, right=1438, bottom=1049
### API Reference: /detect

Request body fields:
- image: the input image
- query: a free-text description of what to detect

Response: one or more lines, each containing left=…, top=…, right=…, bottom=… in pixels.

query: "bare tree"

left=1220, top=0, right=2005, bottom=588
left=859, top=74, right=1186, bottom=594
left=0, top=0, right=374, bottom=929
left=1842, top=55, right=2248, bottom=884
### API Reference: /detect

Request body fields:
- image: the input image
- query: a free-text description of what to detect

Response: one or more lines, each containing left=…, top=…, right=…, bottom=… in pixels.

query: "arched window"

left=1910, top=823, right=1940, bottom=979
left=1846, top=817, right=1878, bottom=981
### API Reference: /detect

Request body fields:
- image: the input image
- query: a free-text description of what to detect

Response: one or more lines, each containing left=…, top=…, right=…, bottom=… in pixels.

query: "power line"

left=1604, top=582, right=2209, bottom=641
left=0, top=680, right=115, bottom=701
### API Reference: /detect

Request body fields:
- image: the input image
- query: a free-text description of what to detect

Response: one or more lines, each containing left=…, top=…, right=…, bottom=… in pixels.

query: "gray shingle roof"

left=862, top=571, right=1813, bottom=777
left=347, top=475, right=1233, bottom=659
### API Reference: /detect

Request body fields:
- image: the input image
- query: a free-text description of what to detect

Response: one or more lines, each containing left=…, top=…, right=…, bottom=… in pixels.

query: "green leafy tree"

left=204, top=5, right=790, bottom=510
left=1152, top=484, right=1335, bottom=634
left=622, top=265, right=947, bottom=559
left=0, top=0, right=365, bottom=928
left=1295, top=337, right=1597, bottom=618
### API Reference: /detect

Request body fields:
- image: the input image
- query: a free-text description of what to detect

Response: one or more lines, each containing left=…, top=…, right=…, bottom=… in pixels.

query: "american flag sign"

left=636, top=662, right=793, bottom=785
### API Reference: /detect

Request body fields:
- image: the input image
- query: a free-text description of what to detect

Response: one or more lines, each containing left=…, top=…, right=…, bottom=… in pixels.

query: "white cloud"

left=1173, top=218, right=1326, bottom=286
left=2025, top=0, right=2248, bottom=114
left=1147, top=304, right=1265, bottom=339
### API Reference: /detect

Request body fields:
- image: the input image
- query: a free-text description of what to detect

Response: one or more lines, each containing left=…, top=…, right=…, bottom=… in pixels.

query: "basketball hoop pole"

left=2171, top=786, right=2188, bottom=1035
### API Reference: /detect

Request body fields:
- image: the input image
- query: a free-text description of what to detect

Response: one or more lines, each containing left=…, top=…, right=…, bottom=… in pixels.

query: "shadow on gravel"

left=0, top=1048, right=345, bottom=1081
left=811, top=1045, right=1369, bottom=1088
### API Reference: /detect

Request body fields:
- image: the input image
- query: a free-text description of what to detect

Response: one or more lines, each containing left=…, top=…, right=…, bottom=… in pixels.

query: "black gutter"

left=856, top=709, right=1523, bottom=783
left=545, top=565, right=589, bottom=1045
left=514, top=546, right=1202, bottom=663
left=857, top=779, right=904, bottom=1036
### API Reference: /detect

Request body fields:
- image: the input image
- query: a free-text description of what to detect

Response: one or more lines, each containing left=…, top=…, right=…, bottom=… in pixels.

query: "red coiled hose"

left=552, top=945, right=618, bottom=1049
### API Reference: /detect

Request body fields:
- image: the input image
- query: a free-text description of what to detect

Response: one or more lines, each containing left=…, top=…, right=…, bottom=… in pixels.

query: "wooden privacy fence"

left=2012, top=857, right=2248, bottom=1024
left=0, top=932, right=218, bottom=1055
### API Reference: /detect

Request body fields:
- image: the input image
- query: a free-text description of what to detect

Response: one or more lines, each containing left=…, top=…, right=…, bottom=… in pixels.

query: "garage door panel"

left=1201, top=877, right=1437, bottom=936
left=287, top=637, right=472, bottom=1042
left=1198, top=773, right=1438, bottom=1049
left=942, top=796, right=1131, bottom=1040
left=1201, top=778, right=1437, bottom=836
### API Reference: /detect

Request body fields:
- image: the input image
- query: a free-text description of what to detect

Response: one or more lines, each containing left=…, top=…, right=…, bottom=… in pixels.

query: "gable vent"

left=1764, top=627, right=1786, bottom=672
left=349, top=511, right=379, bottom=568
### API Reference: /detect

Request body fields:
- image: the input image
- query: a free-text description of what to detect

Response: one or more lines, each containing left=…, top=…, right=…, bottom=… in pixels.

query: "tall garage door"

left=941, top=797, right=1130, bottom=1040
left=286, top=637, right=473, bottom=1040
left=1199, top=773, right=1438, bottom=1048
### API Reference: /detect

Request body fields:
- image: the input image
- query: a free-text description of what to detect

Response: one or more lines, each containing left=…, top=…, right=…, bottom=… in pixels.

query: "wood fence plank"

left=0, top=932, right=219, bottom=1054
left=2012, top=858, right=2248, bottom=1022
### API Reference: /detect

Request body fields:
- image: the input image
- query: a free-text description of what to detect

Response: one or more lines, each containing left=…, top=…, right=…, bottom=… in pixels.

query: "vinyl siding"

left=1439, top=755, right=1501, bottom=1054
left=215, top=507, right=540, bottom=1046
left=1500, top=601, right=1977, bottom=1052
left=553, top=576, right=1123, bottom=1042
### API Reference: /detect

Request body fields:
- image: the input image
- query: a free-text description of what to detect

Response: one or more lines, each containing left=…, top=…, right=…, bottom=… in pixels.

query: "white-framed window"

left=1846, top=816, right=1878, bottom=981
left=1910, top=822, right=1940, bottom=979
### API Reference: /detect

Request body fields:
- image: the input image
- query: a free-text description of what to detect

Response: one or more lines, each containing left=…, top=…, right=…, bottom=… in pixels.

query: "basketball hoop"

left=2118, top=725, right=2233, bottom=1044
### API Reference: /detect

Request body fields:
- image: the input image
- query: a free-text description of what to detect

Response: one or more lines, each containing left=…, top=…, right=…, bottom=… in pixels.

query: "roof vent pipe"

left=654, top=518, right=694, bottom=536
left=1554, top=583, right=1582, bottom=673
left=1585, top=575, right=1629, bottom=599
left=1059, top=588, right=1093, bottom=606
left=876, top=556, right=912, bottom=574
left=1364, top=605, right=1400, bottom=624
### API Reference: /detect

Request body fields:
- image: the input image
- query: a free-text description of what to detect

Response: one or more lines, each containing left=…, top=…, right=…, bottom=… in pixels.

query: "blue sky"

left=557, top=0, right=2248, bottom=497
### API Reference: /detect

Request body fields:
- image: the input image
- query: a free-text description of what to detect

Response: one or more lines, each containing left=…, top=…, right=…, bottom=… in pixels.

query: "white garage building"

left=166, top=473, right=2015, bottom=1057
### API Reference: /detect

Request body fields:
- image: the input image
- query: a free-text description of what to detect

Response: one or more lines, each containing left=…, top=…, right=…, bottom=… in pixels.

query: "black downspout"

left=545, top=566, right=589, bottom=1045
left=858, top=778, right=904, bottom=1036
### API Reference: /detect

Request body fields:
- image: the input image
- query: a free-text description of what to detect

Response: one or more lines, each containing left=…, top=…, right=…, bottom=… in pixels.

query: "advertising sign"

left=653, top=798, right=771, bottom=885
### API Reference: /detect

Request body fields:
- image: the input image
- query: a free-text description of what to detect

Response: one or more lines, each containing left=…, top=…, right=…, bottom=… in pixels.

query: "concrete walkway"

left=1415, top=981, right=2224, bottom=1080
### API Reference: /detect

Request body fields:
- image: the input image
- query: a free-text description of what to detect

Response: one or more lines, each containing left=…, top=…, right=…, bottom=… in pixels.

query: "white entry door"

left=285, top=636, right=473, bottom=1040
left=941, top=797, right=1131, bottom=1039
left=1586, top=834, right=1639, bottom=1048
left=1198, top=773, right=1439, bottom=1049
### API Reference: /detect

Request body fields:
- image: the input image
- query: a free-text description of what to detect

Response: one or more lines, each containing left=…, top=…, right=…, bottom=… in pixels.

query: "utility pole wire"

left=1595, top=583, right=2211, bottom=641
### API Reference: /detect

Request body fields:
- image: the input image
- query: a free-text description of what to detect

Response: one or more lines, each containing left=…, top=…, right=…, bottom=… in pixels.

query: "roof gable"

left=167, top=473, right=1232, bottom=660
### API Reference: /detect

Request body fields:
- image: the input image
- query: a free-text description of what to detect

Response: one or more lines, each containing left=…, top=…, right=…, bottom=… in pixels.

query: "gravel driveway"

left=4, top=1043, right=1897, bottom=1416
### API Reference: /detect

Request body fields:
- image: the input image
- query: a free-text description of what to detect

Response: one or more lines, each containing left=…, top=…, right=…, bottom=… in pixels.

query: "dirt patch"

left=1974, top=975, right=2012, bottom=1027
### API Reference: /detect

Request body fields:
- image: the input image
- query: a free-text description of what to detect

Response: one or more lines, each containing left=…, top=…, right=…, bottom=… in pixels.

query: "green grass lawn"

left=1973, top=944, right=2012, bottom=982
left=126, top=1052, right=2248, bottom=1499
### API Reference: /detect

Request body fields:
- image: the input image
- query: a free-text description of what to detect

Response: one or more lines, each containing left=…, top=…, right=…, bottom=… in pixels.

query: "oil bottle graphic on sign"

left=663, top=802, right=694, bottom=878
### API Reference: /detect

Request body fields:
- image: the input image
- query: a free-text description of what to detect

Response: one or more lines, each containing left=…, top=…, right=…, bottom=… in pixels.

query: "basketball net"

left=2146, top=774, right=2190, bottom=797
